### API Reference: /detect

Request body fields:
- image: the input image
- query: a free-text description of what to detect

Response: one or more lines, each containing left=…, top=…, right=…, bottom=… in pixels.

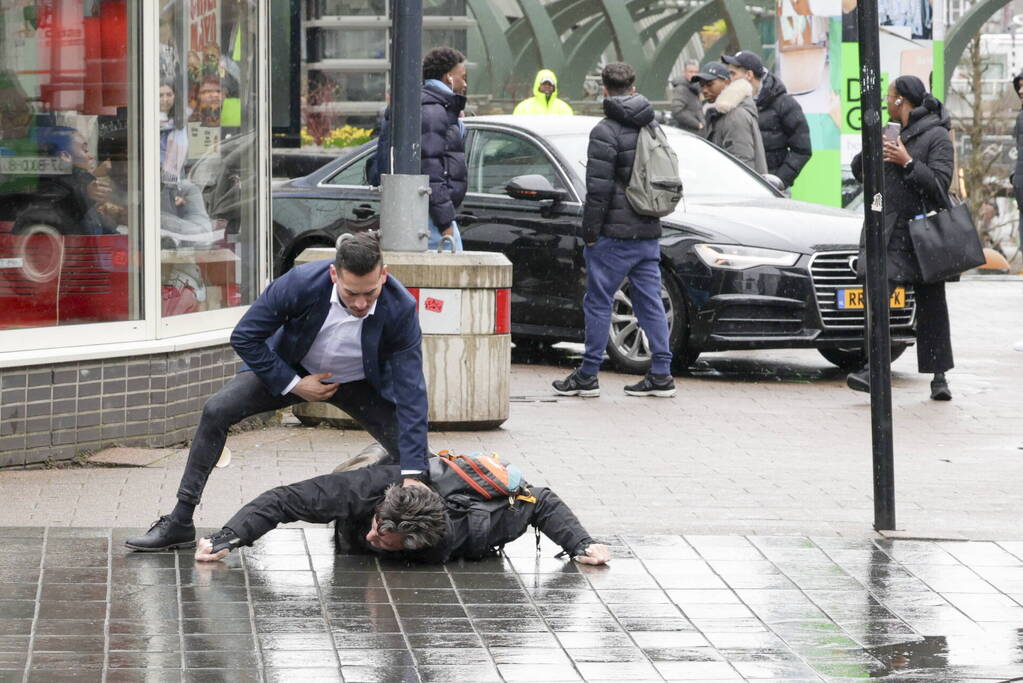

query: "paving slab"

left=0, top=528, right=1018, bottom=681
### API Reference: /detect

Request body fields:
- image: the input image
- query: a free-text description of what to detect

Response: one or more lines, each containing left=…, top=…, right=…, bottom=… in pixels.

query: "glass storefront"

left=159, top=0, right=260, bottom=317
left=0, top=0, right=141, bottom=332
left=0, top=1, right=266, bottom=352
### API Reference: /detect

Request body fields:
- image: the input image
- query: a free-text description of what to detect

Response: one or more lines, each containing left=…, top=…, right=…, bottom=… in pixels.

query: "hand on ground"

left=195, top=537, right=230, bottom=562
left=574, top=543, right=610, bottom=565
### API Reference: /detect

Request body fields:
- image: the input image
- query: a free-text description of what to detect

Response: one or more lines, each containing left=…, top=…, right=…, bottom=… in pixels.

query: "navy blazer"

left=230, top=259, right=429, bottom=472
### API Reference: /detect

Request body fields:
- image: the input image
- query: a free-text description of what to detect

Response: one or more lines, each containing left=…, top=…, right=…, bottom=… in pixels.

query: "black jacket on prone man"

left=202, top=453, right=604, bottom=565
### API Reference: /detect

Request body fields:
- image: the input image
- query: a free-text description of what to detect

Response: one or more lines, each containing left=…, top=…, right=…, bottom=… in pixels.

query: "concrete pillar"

left=292, top=248, right=512, bottom=430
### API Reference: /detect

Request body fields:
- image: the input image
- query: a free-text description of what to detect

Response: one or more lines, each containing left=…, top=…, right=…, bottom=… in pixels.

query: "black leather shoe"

left=930, top=378, right=952, bottom=401
left=846, top=368, right=870, bottom=393
left=125, top=515, right=196, bottom=552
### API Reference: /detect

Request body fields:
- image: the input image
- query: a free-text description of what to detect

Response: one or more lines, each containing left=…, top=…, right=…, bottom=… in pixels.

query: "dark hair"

left=422, top=47, right=465, bottom=82
left=894, top=75, right=940, bottom=112
left=334, top=232, right=383, bottom=276
left=160, top=79, right=186, bottom=130
left=375, top=484, right=446, bottom=551
left=602, top=62, right=636, bottom=96
left=1013, top=72, right=1023, bottom=94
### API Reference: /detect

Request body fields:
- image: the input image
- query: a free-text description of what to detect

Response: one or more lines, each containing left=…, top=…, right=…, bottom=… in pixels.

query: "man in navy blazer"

left=126, top=232, right=431, bottom=551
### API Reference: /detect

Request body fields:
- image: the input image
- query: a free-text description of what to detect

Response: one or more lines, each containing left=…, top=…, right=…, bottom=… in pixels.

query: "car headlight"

left=694, top=243, right=801, bottom=270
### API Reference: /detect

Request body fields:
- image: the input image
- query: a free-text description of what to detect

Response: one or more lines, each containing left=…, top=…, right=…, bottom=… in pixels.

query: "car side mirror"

left=505, top=174, right=568, bottom=202
left=762, top=173, right=786, bottom=194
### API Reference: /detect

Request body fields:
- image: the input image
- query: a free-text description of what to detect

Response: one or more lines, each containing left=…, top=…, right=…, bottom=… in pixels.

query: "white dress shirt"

left=283, top=285, right=377, bottom=395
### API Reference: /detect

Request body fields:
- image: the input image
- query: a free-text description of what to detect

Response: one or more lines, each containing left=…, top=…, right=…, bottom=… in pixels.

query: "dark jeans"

left=176, top=371, right=400, bottom=505
left=581, top=237, right=672, bottom=376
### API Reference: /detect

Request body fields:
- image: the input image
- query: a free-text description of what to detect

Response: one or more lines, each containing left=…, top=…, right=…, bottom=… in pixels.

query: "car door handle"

left=353, top=205, right=376, bottom=219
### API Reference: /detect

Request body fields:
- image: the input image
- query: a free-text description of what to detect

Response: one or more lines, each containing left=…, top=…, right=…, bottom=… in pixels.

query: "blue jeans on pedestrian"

left=428, top=217, right=463, bottom=251
left=580, top=237, right=672, bottom=377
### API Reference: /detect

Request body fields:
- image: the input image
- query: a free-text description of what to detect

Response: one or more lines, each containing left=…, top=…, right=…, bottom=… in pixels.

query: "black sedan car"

left=272, top=115, right=914, bottom=372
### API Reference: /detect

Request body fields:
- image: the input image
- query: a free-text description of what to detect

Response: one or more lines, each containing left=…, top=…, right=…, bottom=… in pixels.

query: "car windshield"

left=547, top=128, right=775, bottom=198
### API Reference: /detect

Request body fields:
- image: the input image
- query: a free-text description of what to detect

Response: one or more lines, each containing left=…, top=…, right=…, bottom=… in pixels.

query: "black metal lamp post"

left=856, top=0, right=896, bottom=531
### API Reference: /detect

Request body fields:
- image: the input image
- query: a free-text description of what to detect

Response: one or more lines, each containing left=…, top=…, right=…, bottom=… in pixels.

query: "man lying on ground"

left=194, top=460, right=610, bottom=566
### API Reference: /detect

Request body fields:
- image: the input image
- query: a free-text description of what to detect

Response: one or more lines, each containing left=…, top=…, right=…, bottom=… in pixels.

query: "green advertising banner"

left=779, top=0, right=943, bottom=208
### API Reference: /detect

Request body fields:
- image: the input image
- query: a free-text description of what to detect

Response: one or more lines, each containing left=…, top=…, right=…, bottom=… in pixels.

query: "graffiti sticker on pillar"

left=417, top=288, right=462, bottom=334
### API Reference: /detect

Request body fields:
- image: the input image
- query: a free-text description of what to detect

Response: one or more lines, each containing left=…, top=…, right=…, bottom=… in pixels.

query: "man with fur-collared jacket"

left=692, top=61, right=768, bottom=174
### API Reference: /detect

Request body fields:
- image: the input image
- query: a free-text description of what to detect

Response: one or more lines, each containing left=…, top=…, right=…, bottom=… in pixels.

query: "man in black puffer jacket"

left=552, top=62, right=675, bottom=399
left=370, top=47, right=468, bottom=250
left=723, top=51, right=811, bottom=188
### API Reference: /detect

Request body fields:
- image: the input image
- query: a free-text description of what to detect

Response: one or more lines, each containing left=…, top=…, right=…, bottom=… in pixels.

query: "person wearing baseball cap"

left=514, top=69, right=574, bottom=115
left=692, top=60, right=767, bottom=174
left=724, top=51, right=811, bottom=188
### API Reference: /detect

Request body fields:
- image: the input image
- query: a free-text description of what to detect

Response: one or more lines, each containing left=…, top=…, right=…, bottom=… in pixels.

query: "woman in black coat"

left=369, top=47, right=468, bottom=251
left=848, top=76, right=955, bottom=401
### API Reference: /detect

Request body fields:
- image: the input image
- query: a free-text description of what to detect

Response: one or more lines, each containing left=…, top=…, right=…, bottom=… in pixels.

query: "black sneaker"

left=846, top=368, right=869, bottom=393
left=624, top=374, right=676, bottom=397
left=930, top=377, right=952, bottom=401
left=124, top=515, right=196, bottom=552
left=552, top=370, right=600, bottom=397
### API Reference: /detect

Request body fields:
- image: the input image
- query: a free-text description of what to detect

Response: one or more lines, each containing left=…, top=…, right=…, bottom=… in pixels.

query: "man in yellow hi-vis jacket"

left=514, top=69, right=574, bottom=115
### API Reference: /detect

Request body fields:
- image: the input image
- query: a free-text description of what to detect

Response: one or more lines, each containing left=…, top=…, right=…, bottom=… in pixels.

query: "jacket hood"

left=756, top=73, right=787, bottom=107
left=532, top=69, right=559, bottom=98
left=602, top=94, right=655, bottom=127
left=422, top=82, right=467, bottom=112
left=712, top=78, right=754, bottom=114
left=903, top=100, right=951, bottom=140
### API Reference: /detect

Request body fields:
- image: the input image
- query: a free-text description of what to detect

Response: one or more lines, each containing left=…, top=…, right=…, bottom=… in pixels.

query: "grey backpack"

left=626, top=124, right=683, bottom=217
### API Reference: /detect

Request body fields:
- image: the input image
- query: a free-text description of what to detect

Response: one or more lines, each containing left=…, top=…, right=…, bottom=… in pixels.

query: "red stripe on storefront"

left=494, top=288, right=510, bottom=334
left=407, top=287, right=419, bottom=304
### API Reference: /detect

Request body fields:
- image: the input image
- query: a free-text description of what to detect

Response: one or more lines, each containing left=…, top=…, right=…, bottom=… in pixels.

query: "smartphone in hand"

left=882, top=122, right=901, bottom=144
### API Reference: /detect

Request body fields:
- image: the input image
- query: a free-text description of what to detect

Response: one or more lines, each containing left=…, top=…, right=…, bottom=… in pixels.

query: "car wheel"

left=605, top=270, right=695, bottom=374
left=818, top=343, right=908, bottom=371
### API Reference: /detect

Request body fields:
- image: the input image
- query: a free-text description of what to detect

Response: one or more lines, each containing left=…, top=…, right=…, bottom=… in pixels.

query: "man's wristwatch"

left=903, top=158, right=914, bottom=171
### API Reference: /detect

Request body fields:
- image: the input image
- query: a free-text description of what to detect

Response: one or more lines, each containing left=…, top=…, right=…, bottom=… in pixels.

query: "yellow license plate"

left=836, top=288, right=905, bottom=309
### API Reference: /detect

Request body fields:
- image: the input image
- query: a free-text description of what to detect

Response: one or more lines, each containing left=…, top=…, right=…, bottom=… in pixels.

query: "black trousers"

left=912, top=280, right=954, bottom=374
left=176, top=371, right=399, bottom=505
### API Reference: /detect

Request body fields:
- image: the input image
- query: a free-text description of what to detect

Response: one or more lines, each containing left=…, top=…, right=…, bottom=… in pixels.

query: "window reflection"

left=0, top=0, right=139, bottom=331
left=159, top=0, right=259, bottom=317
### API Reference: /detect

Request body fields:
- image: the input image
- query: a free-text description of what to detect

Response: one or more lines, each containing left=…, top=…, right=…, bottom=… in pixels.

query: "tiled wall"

left=0, top=345, right=243, bottom=468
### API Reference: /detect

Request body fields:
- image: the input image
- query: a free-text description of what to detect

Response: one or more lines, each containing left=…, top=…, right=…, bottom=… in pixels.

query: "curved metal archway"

left=466, top=0, right=769, bottom=100
left=944, top=0, right=1014, bottom=90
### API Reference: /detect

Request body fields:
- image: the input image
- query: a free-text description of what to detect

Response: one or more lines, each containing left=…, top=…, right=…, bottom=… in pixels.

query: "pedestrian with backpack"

left=193, top=451, right=610, bottom=566
left=552, top=62, right=678, bottom=398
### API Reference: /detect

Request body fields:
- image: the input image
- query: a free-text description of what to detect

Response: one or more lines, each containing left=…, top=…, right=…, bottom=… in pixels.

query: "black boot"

left=930, top=373, right=952, bottom=401
left=125, top=515, right=196, bottom=552
left=846, top=367, right=870, bottom=393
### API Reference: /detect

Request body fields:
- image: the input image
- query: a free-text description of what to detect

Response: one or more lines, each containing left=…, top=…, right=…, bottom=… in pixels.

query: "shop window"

left=0, top=0, right=141, bottom=332
left=159, top=0, right=260, bottom=318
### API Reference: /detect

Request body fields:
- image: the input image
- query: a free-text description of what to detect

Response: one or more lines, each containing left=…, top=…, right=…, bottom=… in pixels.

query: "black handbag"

left=907, top=180, right=985, bottom=284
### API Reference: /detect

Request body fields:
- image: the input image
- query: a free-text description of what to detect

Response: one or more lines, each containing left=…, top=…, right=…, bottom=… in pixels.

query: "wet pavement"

left=0, top=278, right=1021, bottom=680
left=1, top=528, right=1023, bottom=681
